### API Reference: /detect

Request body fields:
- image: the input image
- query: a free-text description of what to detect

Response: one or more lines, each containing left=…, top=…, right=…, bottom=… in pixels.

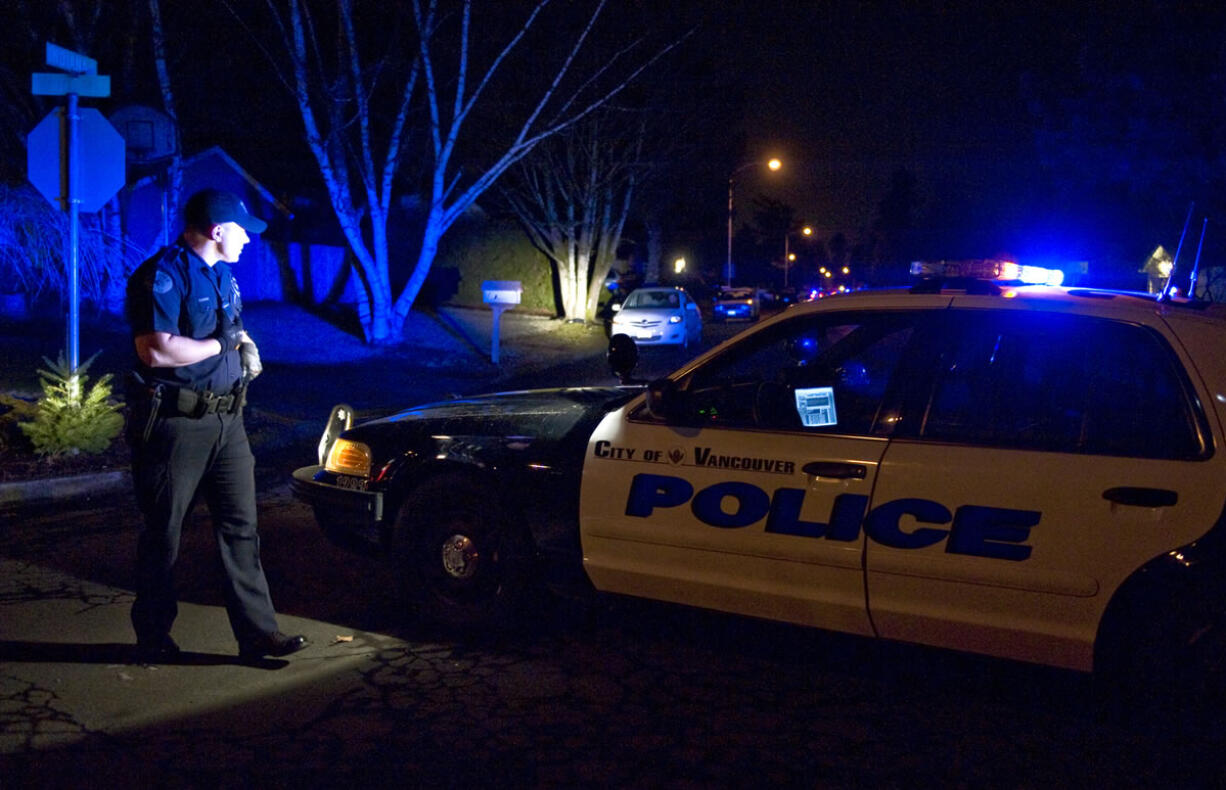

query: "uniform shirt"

left=126, top=241, right=244, bottom=393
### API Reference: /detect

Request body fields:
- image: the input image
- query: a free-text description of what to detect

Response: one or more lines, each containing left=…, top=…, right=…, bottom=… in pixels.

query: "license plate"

left=334, top=474, right=368, bottom=491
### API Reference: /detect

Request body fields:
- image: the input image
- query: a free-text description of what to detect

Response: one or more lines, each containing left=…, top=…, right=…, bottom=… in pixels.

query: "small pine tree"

left=19, top=351, right=124, bottom=456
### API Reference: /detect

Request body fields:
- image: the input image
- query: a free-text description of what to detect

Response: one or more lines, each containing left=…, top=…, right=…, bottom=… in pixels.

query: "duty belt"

left=130, top=372, right=247, bottom=441
left=172, top=386, right=244, bottom=417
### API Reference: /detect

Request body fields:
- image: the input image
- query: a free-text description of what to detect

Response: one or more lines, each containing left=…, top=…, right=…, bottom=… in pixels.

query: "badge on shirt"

left=153, top=270, right=174, bottom=295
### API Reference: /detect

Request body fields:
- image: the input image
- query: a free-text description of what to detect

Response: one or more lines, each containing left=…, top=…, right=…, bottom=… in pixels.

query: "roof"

left=788, top=282, right=1226, bottom=325
left=129, top=145, right=292, bottom=218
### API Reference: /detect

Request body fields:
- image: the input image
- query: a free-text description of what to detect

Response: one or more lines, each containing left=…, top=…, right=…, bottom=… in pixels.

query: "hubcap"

left=440, top=534, right=479, bottom=579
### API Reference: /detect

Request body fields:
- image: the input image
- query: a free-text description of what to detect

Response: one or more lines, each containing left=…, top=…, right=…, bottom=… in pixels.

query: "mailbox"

left=481, top=281, right=523, bottom=364
left=482, top=280, right=522, bottom=305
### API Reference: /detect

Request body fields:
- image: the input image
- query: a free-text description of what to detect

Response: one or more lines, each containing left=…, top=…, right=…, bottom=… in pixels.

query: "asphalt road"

left=5, top=482, right=1223, bottom=788
left=3, top=310, right=1225, bottom=787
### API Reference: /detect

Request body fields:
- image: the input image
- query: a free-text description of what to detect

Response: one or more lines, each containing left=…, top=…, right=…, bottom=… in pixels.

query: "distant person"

left=123, top=188, right=307, bottom=664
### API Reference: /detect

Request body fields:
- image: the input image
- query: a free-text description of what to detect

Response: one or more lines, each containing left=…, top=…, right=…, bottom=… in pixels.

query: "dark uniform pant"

left=128, top=407, right=279, bottom=646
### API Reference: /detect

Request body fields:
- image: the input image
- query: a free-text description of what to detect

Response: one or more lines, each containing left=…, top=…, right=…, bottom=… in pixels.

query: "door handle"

left=1102, top=487, right=1178, bottom=508
left=802, top=461, right=867, bottom=479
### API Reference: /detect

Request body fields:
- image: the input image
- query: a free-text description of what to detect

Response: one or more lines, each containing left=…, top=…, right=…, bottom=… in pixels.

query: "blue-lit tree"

left=262, top=0, right=678, bottom=343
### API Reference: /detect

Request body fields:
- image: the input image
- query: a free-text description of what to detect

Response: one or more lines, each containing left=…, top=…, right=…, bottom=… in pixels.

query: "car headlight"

left=669, top=315, right=682, bottom=323
left=325, top=437, right=372, bottom=478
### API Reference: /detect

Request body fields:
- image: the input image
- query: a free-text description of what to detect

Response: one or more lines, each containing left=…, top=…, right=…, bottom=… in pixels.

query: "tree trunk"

left=391, top=209, right=445, bottom=337
left=148, top=0, right=182, bottom=247
left=645, top=217, right=663, bottom=284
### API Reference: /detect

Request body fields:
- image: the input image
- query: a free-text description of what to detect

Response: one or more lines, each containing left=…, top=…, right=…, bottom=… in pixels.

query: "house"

left=124, top=146, right=297, bottom=303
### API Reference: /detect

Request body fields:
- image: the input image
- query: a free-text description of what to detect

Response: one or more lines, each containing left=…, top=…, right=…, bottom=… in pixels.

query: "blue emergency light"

left=910, top=259, right=1064, bottom=286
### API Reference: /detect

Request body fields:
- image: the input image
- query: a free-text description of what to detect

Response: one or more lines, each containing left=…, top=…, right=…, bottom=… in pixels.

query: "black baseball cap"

left=184, top=189, right=268, bottom=234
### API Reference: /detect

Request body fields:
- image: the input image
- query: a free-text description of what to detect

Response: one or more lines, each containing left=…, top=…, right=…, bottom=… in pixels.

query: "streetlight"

left=783, top=225, right=812, bottom=288
left=727, top=157, right=782, bottom=287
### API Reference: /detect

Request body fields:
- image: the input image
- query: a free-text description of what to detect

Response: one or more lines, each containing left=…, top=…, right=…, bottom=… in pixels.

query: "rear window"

left=916, top=311, right=1208, bottom=459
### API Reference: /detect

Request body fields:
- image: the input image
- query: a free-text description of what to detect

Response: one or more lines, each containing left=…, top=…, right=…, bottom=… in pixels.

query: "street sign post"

left=25, top=43, right=123, bottom=372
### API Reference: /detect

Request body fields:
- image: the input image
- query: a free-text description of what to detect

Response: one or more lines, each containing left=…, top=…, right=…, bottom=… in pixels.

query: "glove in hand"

left=239, top=332, right=262, bottom=381
left=214, top=312, right=245, bottom=354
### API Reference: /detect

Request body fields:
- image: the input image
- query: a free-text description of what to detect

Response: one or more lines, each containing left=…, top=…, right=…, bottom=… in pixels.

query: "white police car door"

left=581, top=307, right=927, bottom=636
left=864, top=306, right=1226, bottom=671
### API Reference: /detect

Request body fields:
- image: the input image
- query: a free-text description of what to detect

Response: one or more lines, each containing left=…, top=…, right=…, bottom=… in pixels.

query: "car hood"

left=341, top=386, right=640, bottom=466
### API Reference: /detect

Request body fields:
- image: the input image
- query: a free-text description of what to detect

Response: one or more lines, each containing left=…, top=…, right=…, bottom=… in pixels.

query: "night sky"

left=7, top=0, right=1226, bottom=286
left=699, top=0, right=1226, bottom=280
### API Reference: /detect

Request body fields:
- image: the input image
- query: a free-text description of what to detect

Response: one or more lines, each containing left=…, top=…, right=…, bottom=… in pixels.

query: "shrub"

left=0, top=183, right=145, bottom=304
left=19, top=351, right=124, bottom=456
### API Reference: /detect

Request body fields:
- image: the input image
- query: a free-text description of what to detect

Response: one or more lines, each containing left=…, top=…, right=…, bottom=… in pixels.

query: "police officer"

left=125, top=188, right=307, bottom=664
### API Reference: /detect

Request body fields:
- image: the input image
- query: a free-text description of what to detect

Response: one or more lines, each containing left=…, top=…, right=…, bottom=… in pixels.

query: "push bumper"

left=291, top=465, right=386, bottom=554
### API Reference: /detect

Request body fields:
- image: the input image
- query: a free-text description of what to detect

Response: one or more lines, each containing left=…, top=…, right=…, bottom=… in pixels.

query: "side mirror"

left=645, top=377, right=683, bottom=421
left=787, top=334, right=820, bottom=364
left=318, top=403, right=354, bottom=465
left=607, top=333, right=639, bottom=384
left=610, top=302, right=622, bottom=313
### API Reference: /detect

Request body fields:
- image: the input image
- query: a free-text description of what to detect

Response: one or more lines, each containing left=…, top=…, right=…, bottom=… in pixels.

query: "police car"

left=292, top=261, right=1226, bottom=701
left=712, top=286, right=761, bottom=321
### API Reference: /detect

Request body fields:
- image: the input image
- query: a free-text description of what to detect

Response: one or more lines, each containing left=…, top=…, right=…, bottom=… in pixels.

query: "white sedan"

left=610, top=286, right=703, bottom=347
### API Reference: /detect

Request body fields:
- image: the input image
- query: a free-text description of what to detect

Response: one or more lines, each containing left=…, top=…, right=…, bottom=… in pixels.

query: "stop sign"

left=27, top=107, right=126, bottom=212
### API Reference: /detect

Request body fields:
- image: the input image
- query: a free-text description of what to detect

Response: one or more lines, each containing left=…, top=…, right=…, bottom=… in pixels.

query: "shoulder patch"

left=153, top=270, right=174, bottom=295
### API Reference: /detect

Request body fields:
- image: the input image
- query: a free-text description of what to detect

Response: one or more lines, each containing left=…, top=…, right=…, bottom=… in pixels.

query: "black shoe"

left=135, top=634, right=181, bottom=663
left=238, top=631, right=308, bottom=661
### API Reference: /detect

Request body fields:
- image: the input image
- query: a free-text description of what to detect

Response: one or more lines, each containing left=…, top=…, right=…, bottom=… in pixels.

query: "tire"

left=394, top=473, right=532, bottom=632
left=1095, top=595, right=1226, bottom=730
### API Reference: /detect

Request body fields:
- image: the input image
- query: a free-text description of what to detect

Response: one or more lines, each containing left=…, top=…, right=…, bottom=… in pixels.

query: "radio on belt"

left=482, top=280, right=523, bottom=364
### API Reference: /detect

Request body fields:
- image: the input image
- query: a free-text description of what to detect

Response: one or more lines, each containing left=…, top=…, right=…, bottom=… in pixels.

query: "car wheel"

left=394, top=473, right=532, bottom=632
left=1095, top=594, right=1226, bottom=729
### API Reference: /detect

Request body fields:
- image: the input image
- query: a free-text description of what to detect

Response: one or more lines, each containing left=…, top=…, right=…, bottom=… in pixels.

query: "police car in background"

left=712, top=286, right=761, bottom=321
left=292, top=260, right=1226, bottom=707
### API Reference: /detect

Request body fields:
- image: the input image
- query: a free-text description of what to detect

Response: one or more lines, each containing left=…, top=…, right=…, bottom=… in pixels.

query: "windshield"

left=625, top=290, right=680, bottom=309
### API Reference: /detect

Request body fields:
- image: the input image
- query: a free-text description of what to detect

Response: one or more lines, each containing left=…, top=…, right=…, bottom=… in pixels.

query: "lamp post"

left=727, top=157, right=781, bottom=287
left=783, top=225, right=812, bottom=288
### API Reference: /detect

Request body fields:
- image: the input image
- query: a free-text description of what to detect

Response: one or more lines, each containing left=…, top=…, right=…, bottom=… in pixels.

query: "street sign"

left=27, top=107, right=126, bottom=212
left=31, top=72, right=110, bottom=97
left=45, top=42, right=96, bottom=74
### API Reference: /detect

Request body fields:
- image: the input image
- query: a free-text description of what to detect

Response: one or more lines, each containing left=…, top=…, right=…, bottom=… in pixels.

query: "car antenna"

left=1158, top=201, right=1194, bottom=302
left=1187, top=217, right=1210, bottom=301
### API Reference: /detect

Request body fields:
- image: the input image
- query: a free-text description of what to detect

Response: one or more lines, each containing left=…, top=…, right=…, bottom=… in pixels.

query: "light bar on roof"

left=910, top=259, right=1064, bottom=286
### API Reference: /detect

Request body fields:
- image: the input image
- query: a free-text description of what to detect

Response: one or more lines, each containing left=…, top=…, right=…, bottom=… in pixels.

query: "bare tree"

left=255, top=0, right=676, bottom=343
left=147, top=0, right=184, bottom=245
left=502, top=112, right=645, bottom=322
